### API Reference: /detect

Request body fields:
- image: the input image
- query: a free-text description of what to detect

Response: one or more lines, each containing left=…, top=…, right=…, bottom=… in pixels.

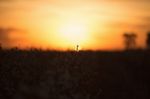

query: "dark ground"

left=0, top=49, right=150, bottom=99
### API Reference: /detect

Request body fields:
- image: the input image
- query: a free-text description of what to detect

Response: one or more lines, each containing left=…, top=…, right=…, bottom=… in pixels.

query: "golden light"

left=59, top=21, right=89, bottom=47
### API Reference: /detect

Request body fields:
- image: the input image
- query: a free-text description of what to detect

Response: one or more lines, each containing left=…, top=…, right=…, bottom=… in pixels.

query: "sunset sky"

left=0, top=0, right=150, bottom=50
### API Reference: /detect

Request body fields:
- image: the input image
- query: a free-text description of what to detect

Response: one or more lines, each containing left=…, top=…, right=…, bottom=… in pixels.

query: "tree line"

left=123, top=31, right=150, bottom=50
left=0, top=31, right=150, bottom=51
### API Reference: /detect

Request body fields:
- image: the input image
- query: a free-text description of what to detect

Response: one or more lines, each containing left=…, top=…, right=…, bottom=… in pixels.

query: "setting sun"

left=59, top=21, right=89, bottom=47
left=0, top=0, right=150, bottom=50
left=1, top=0, right=150, bottom=98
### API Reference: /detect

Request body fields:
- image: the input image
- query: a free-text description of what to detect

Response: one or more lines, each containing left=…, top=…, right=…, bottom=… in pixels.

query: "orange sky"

left=0, top=0, right=150, bottom=50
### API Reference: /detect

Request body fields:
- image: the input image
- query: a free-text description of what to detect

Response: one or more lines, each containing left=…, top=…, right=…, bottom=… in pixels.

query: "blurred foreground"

left=0, top=49, right=150, bottom=99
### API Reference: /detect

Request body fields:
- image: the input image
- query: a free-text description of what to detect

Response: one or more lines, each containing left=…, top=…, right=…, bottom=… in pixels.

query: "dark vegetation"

left=0, top=31, right=149, bottom=99
left=0, top=49, right=150, bottom=99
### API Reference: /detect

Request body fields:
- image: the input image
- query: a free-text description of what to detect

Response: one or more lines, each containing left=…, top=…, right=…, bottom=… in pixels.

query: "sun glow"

left=59, top=21, right=89, bottom=47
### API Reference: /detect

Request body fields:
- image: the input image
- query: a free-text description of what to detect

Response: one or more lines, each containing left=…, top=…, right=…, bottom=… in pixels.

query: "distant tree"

left=146, top=32, right=150, bottom=50
left=123, top=33, right=137, bottom=50
left=124, top=33, right=130, bottom=50
left=76, top=45, right=79, bottom=52
left=0, top=43, right=2, bottom=50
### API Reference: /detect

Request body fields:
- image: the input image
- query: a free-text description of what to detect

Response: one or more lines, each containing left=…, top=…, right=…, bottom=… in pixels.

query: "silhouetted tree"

left=146, top=32, right=150, bottom=50
left=123, top=33, right=137, bottom=50
left=124, top=33, right=130, bottom=50
left=76, top=45, right=79, bottom=52
left=0, top=43, right=2, bottom=50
